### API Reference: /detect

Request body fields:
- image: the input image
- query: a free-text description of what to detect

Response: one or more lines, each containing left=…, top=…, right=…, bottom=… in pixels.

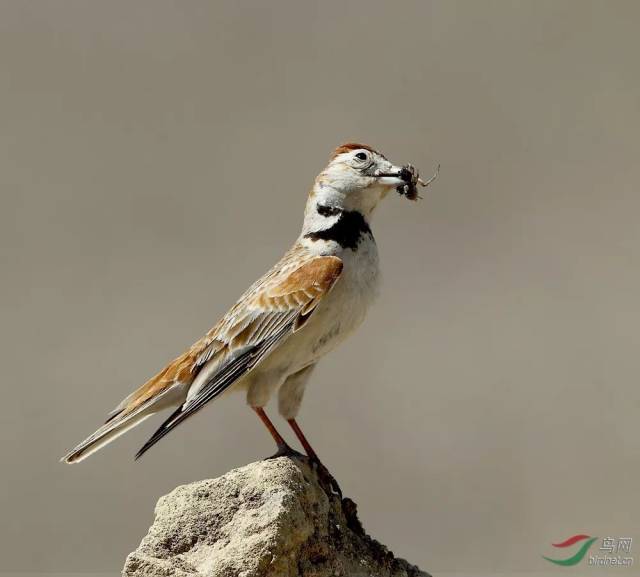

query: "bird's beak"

left=375, top=162, right=439, bottom=201
left=374, top=164, right=407, bottom=187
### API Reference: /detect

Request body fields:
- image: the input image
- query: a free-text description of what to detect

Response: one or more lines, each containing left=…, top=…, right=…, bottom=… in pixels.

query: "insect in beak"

left=396, top=163, right=440, bottom=201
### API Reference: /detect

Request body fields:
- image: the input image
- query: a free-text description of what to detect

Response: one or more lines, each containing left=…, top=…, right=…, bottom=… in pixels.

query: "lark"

left=62, top=143, right=436, bottom=467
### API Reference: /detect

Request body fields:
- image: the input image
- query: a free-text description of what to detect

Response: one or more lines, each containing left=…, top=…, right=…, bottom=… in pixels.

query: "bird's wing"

left=133, top=252, right=343, bottom=459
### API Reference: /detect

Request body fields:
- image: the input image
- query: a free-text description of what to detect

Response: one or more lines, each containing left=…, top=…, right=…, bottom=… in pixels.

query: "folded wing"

left=134, top=254, right=343, bottom=459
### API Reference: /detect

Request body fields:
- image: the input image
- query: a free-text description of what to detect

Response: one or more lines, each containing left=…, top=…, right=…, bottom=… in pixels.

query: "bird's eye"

left=355, top=152, right=368, bottom=161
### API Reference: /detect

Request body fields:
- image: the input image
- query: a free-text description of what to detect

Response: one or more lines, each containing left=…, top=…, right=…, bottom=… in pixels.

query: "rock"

left=123, top=456, right=430, bottom=577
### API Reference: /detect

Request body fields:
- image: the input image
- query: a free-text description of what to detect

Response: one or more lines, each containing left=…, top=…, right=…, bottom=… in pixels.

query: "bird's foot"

left=266, top=442, right=306, bottom=460
left=266, top=443, right=342, bottom=498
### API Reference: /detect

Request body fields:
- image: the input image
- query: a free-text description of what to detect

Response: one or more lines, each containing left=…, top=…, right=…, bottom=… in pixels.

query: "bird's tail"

left=61, top=408, right=153, bottom=464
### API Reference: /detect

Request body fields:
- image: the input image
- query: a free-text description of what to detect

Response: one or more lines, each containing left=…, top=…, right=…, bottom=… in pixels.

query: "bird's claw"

left=266, top=443, right=342, bottom=498
left=267, top=442, right=306, bottom=460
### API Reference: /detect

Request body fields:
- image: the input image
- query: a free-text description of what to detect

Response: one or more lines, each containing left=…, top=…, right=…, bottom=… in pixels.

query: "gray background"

left=1, top=1, right=638, bottom=575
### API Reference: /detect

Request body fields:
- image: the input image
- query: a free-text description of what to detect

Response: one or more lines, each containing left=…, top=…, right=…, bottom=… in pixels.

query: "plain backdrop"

left=1, top=1, right=638, bottom=575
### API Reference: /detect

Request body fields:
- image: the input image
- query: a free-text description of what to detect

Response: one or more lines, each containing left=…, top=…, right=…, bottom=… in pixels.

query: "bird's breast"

left=287, top=236, right=381, bottom=365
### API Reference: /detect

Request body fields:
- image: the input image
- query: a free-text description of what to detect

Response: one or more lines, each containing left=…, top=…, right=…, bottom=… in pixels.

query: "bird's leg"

left=287, top=418, right=342, bottom=497
left=253, top=407, right=301, bottom=458
left=287, top=418, right=319, bottom=461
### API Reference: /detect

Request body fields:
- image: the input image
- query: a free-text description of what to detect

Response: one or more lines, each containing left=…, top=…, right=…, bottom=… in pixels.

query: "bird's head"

left=305, top=143, right=429, bottom=224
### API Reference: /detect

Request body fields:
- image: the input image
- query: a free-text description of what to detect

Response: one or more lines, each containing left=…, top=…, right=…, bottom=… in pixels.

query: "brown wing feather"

left=116, top=253, right=342, bottom=418
left=263, top=255, right=343, bottom=308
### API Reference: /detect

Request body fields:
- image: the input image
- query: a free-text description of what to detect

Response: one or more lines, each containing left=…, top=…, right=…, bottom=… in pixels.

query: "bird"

left=62, top=143, right=435, bottom=466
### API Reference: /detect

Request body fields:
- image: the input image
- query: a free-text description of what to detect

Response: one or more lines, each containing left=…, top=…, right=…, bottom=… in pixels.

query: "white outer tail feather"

left=61, top=382, right=187, bottom=464
left=61, top=411, right=152, bottom=464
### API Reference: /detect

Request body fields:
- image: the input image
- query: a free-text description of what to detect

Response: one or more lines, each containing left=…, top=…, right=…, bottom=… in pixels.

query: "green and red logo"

left=542, top=534, right=598, bottom=566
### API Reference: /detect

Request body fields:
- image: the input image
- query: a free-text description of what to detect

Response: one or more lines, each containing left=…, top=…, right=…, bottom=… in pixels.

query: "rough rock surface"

left=123, top=456, right=430, bottom=577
